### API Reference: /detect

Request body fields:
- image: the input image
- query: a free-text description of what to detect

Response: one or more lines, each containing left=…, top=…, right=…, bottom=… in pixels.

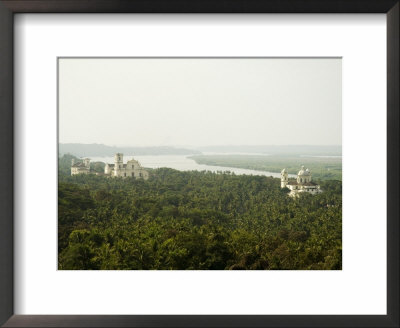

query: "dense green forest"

left=189, top=155, right=342, bottom=181
left=58, top=155, right=342, bottom=270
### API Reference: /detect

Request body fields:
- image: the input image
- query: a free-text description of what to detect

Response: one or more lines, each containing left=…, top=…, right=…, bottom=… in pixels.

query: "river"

left=90, top=155, right=296, bottom=178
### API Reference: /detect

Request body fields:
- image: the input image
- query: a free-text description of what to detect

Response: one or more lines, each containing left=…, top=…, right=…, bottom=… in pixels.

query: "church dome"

left=298, top=165, right=311, bottom=176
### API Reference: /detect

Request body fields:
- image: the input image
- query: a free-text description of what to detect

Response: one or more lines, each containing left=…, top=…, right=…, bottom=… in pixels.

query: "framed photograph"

left=0, top=0, right=398, bottom=327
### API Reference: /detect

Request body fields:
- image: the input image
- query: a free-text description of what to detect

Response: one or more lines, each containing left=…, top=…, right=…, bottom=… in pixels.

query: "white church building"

left=281, top=166, right=322, bottom=197
left=71, top=158, right=91, bottom=175
left=105, top=153, right=149, bottom=180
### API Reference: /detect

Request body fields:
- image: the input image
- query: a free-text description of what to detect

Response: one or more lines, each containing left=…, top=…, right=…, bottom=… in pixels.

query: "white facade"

left=105, top=153, right=149, bottom=180
left=281, top=165, right=322, bottom=197
left=71, top=158, right=90, bottom=175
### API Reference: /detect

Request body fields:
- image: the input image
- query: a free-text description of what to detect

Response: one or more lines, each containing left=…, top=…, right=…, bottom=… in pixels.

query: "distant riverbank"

left=188, top=154, right=342, bottom=181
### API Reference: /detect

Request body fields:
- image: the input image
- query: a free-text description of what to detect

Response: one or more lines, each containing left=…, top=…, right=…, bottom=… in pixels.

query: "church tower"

left=83, top=158, right=90, bottom=168
left=281, top=168, right=288, bottom=188
left=114, top=153, right=123, bottom=176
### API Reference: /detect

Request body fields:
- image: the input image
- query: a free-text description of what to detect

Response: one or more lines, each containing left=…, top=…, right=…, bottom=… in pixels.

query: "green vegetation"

left=58, top=155, right=342, bottom=270
left=189, top=155, right=342, bottom=181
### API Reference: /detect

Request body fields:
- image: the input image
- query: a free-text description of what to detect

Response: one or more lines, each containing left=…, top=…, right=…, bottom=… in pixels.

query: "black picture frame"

left=0, top=1, right=398, bottom=327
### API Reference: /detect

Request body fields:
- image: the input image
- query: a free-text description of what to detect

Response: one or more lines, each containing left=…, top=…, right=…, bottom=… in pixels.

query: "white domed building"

left=281, top=166, right=322, bottom=197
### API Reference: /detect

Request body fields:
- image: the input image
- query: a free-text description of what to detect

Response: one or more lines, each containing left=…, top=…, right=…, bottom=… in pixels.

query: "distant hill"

left=196, top=145, right=341, bottom=156
left=59, top=143, right=201, bottom=157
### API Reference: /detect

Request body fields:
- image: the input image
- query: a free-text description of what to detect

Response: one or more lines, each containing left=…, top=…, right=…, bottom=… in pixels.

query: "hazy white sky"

left=59, top=58, right=341, bottom=147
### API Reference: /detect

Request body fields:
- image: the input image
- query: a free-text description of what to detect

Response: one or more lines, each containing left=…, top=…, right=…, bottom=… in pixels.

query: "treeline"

left=58, top=166, right=342, bottom=270
left=196, top=145, right=342, bottom=156
left=59, top=143, right=201, bottom=157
